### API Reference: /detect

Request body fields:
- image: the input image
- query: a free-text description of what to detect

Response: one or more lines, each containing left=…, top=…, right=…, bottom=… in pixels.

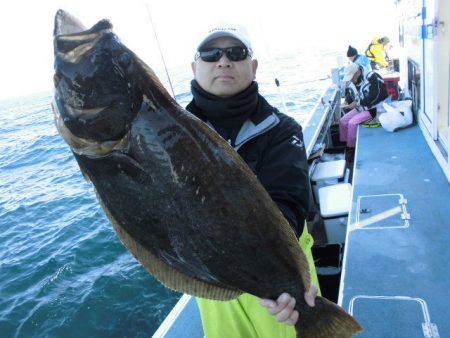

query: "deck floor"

left=339, top=123, right=450, bottom=337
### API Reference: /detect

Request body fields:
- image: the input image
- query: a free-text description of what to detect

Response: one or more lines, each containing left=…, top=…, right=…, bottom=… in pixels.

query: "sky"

left=0, top=0, right=398, bottom=101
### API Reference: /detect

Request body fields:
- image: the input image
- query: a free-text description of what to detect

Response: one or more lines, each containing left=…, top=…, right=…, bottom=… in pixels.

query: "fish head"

left=52, top=10, right=143, bottom=145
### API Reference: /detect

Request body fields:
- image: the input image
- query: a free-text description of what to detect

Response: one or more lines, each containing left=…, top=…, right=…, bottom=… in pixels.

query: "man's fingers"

left=275, top=296, right=296, bottom=322
left=260, top=298, right=280, bottom=315
left=260, top=290, right=313, bottom=326
left=259, top=298, right=276, bottom=308
left=276, top=293, right=292, bottom=307
left=281, top=310, right=299, bottom=326
left=304, top=285, right=318, bottom=307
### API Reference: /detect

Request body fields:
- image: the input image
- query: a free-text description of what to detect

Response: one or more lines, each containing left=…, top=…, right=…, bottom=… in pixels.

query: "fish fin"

left=78, top=167, right=91, bottom=182
left=113, top=217, right=242, bottom=300
left=295, top=296, right=362, bottom=338
left=280, top=222, right=312, bottom=290
left=98, top=194, right=242, bottom=300
left=294, top=236, right=312, bottom=291
left=133, top=56, right=178, bottom=107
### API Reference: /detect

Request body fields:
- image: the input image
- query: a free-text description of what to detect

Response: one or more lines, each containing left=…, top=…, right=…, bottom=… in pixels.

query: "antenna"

left=145, top=1, right=176, bottom=99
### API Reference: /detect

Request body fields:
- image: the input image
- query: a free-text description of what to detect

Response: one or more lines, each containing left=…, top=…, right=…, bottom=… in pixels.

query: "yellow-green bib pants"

left=196, top=223, right=320, bottom=338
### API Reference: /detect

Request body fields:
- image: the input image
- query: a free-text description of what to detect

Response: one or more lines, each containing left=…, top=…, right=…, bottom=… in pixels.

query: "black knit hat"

left=347, top=45, right=358, bottom=57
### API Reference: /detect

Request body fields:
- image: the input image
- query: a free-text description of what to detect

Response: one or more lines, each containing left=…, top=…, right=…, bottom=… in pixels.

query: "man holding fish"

left=186, top=24, right=319, bottom=338
left=52, top=11, right=362, bottom=338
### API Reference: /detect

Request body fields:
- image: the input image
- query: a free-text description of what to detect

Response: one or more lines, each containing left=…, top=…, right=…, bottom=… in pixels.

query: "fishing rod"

left=273, top=74, right=330, bottom=112
left=275, top=78, right=330, bottom=108
left=274, top=78, right=288, bottom=113
left=144, top=1, right=176, bottom=99
left=256, top=18, right=331, bottom=113
left=255, top=18, right=290, bottom=114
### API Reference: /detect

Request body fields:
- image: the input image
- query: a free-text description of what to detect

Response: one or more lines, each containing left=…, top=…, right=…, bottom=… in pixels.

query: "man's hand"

left=259, top=285, right=318, bottom=325
left=342, top=101, right=357, bottom=110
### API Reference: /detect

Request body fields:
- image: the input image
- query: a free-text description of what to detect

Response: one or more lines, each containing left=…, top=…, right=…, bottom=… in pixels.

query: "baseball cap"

left=196, top=24, right=252, bottom=52
left=342, top=63, right=361, bottom=81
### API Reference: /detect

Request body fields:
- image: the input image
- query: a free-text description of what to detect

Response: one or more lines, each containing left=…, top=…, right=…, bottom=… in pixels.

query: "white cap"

left=342, top=63, right=361, bottom=82
left=196, top=24, right=252, bottom=52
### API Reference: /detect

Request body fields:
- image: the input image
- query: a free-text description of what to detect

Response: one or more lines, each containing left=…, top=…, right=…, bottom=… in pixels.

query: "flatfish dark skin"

left=52, top=10, right=362, bottom=337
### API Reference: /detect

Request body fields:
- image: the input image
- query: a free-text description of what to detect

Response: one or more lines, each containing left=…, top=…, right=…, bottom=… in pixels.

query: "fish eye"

left=119, top=52, right=131, bottom=67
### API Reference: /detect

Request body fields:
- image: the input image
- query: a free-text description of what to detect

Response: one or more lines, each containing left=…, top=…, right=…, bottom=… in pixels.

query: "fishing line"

left=255, top=17, right=289, bottom=114
left=296, top=76, right=331, bottom=84
left=144, top=1, right=176, bottom=99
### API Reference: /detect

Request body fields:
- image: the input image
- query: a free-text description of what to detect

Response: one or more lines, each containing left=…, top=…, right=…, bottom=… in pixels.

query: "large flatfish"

left=52, top=9, right=361, bottom=337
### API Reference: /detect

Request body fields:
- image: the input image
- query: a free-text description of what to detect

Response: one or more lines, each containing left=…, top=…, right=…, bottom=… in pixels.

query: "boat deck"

left=152, top=294, right=202, bottom=338
left=339, top=123, right=450, bottom=338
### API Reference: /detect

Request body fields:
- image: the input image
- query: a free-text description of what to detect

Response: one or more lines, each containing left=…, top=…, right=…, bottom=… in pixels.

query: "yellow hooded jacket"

left=366, top=37, right=389, bottom=68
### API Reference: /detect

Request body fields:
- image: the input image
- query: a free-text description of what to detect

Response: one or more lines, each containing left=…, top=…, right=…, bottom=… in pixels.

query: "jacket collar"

left=187, top=93, right=280, bottom=150
left=234, top=113, right=279, bottom=150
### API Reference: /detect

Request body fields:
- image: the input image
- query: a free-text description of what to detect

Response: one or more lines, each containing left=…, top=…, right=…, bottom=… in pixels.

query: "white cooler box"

left=318, top=183, right=351, bottom=244
left=311, top=159, right=347, bottom=203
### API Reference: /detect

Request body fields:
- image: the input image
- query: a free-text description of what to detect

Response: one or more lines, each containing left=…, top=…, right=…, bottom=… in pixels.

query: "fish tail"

left=295, top=296, right=362, bottom=338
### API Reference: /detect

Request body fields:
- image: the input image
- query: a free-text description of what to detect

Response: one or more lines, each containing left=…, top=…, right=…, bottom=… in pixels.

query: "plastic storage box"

left=311, top=160, right=347, bottom=203
left=318, top=183, right=351, bottom=243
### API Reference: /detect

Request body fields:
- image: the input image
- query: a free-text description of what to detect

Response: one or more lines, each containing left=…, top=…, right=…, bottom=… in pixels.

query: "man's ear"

left=252, top=59, right=258, bottom=79
left=191, top=61, right=196, bottom=74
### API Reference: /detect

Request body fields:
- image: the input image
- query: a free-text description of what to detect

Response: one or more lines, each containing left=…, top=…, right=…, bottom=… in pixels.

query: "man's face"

left=191, top=36, right=258, bottom=98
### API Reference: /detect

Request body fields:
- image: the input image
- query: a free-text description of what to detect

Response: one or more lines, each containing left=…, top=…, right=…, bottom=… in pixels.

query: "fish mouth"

left=54, top=9, right=86, bottom=36
left=52, top=98, right=130, bottom=156
left=53, top=10, right=141, bottom=144
left=54, top=9, right=113, bottom=62
left=61, top=104, right=108, bottom=119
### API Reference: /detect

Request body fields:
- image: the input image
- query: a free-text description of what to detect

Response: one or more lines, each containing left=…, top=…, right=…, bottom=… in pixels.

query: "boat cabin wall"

left=436, top=0, right=450, bottom=148
left=398, top=0, right=450, bottom=175
left=397, top=0, right=423, bottom=102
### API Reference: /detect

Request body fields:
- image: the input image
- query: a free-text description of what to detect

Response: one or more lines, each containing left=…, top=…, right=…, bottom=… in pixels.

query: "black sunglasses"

left=195, top=46, right=251, bottom=62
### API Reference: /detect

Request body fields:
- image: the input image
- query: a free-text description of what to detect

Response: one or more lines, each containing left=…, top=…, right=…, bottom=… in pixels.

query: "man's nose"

left=217, top=53, right=231, bottom=67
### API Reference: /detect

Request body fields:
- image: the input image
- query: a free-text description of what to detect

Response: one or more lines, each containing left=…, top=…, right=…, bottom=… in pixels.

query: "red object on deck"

left=383, top=75, right=400, bottom=100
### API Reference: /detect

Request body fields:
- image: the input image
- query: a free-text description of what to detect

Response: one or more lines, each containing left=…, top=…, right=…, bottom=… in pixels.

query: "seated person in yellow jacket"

left=186, top=23, right=320, bottom=338
left=366, top=36, right=390, bottom=69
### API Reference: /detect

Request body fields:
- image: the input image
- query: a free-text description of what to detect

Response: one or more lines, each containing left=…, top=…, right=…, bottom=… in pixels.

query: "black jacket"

left=186, top=95, right=310, bottom=236
left=357, top=71, right=388, bottom=116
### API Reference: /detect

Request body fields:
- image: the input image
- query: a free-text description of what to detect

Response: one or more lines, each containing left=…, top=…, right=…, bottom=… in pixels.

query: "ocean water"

left=0, top=49, right=339, bottom=338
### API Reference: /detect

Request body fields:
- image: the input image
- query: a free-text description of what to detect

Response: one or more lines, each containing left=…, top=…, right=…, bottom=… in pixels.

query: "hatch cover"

left=355, top=193, right=410, bottom=229
left=348, top=296, right=439, bottom=338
